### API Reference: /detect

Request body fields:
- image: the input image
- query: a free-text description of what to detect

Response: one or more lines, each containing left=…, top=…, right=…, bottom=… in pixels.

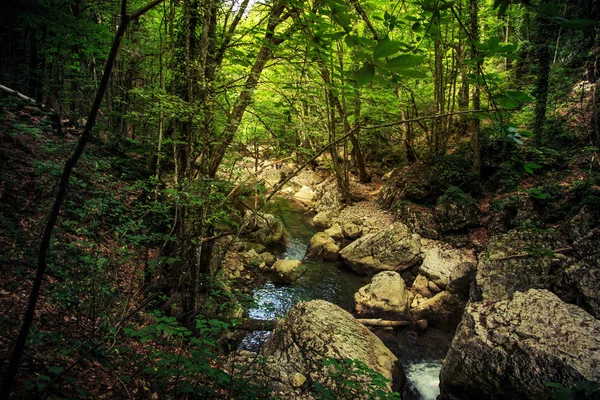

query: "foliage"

left=313, top=357, right=400, bottom=400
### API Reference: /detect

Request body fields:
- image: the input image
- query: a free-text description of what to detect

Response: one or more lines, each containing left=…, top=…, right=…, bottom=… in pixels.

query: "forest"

left=0, top=0, right=599, bottom=398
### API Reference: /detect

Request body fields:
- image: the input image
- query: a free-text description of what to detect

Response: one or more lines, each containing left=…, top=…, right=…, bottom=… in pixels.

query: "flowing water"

left=240, top=198, right=445, bottom=400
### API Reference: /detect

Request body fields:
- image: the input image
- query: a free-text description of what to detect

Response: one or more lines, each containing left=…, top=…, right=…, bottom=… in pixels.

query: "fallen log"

left=354, top=318, right=412, bottom=328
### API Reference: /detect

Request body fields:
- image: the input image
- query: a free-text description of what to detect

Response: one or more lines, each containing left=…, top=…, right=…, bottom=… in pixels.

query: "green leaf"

left=373, top=37, right=402, bottom=58
left=396, top=69, right=428, bottom=78
left=524, top=163, right=542, bottom=174
left=354, top=63, right=375, bottom=86
left=385, top=54, right=425, bottom=71
left=558, top=19, right=600, bottom=30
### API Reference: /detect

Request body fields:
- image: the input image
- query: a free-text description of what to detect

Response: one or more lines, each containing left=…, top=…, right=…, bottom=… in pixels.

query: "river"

left=240, top=198, right=447, bottom=400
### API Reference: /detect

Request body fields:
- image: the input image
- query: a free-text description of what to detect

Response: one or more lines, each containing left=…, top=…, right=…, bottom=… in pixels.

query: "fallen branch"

left=354, top=318, right=412, bottom=328
left=491, top=247, right=574, bottom=261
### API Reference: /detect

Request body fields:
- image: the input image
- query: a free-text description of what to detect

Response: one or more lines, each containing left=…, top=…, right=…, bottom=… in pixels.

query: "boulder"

left=290, top=169, right=324, bottom=189
left=259, top=168, right=282, bottom=189
left=259, top=251, right=277, bottom=267
left=439, top=289, right=600, bottom=400
left=305, top=232, right=340, bottom=261
left=435, top=201, right=481, bottom=232
left=264, top=300, right=403, bottom=392
left=419, top=242, right=474, bottom=290
left=475, top=229, right=564, bottom=301
left=354, top=271, right=411, bottom=320
left=324, top=223, right=343, bottom=239
left=394, top=201, right=440, bottom=239
left=342, top=222, right=363, bottom=240
left=447, top=261, right=477, bottom=296
left=411, top=274, right=433, bottom=298
left=314, top=178, right=344, bottom=214
left=294, top=185, right=316, bottom=205
left=411, top=291, right=465, bottom=327
left=271, top=259, right=306, bottom=284
left=313, top=211, right=336, bottom=229
left=242, top=211, right=288, bottom=247
left=378, top=163, right=435, bottom=207
left=340, top=223, right=421, bottom=275
left=563, top=204, right=599, bottom=242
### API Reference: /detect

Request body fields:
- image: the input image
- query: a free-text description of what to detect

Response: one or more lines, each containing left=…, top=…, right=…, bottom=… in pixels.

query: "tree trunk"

left=470, top=0, right=481, bottom=179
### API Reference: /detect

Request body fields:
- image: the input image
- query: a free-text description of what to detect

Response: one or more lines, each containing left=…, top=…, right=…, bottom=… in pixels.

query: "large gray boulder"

left=419, top=241, right=476, bottom=290
left=354, top=271, right=411, bottom=320
left=439, top=289, right=600, bottom=400
left=242, top=211, right=288, bottom=247
left=340, top=223, right=421, bottom=275
left=264, top=300, right=403, bottom=392
left=305, top=232, right=340, bottom=261
left=475, top=229, right=564, bottom=301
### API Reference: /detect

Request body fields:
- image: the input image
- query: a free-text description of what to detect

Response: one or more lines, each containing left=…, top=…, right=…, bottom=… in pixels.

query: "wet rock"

left=411, top=291, right=465, bottom=327
left=305, top=232, right=340, bottom=261
left=354, top=271, right=411, bottom=320
left=340, top=223, right=421, bottom=275
left=271, top=260, right=306, bottom=284
left=439, top=289, right=600, bottom=400
left=324, top=223, right=343, bottom=239
left=264, top=300, right=403, bottom=392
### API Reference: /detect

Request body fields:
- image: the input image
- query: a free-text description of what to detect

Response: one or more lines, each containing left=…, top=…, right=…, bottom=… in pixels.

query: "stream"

left=240, top=199, right=446, bottom=400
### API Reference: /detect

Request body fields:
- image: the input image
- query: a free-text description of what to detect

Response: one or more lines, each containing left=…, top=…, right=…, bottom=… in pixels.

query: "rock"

left=224, top=351, right=295, bottom=395
left=290, top=169, right=324, bottom=189
left=411, top=291, right=465, bottom=327
left=294, top=185, right=316, bottom=204
left=313, top=211, right=336, bottom=229
left=419, top=241, right=475, bottom=290
left=314, top=177, right=344, bottom=214
left=475, top=229, right=564, bottom=301
left=394, top=202, right=440, bottom=239
left=324, top=223, right=343, bottom=239
left=23, top=105, right=42, bottom=116
left=428, top=281, right=441, bottom=294
left=439, top=289, right=600, bottom=400
left=563, top=204, right=599, bottom=242
left=411, top=274, right=433, bottom=298
left=264, top=300, right=403, bottom=392
left=342, top=222, right=362, bottom=240
left=305, top=232, right=340, bottom=261
left=340, top=223, right=421, bottom=275
left=259, top=251, right=277, bottom=267
left=378, top=163, right=435, bottom=207
left=415, top=319, right=428, bottom=333
left=289, top=372, right=307, bottom=388
left=447, top=261, right=477, bottom=296
left=354, top=271, right=411, bottom=320
left=241, top=248, right=260, bottom=266
left=271, top=260, right=306, bottom=284
left=242, top=211, right=288, bottom=247
left=435, top=201, right=481, bottom=232
left=259, top=168, right=282, bottom=189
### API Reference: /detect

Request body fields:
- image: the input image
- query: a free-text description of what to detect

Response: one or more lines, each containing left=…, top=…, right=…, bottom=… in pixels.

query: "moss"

left=437, top=186, right=476, bottom=206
